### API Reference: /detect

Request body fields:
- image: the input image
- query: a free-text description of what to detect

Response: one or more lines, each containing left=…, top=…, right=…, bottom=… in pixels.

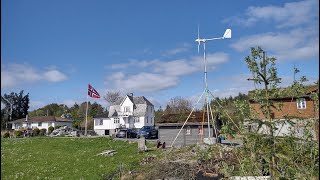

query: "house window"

left=146, top=117, right=148, bottom=123
left=48, top=122, right=52, bottom=127
left=134, top=117, right=140, bottom=123
left=26, top=123, right=31, bottom=127
left=124, top=106, right=130, bottom=112
left=99, top=119, right=103, bottom=125
left=114, top=118, right=120, bottom=124
left=297, top=98, right=306, bottom=109
left=186, top=126, right=191, bottom=135
left=95, top=119, right=99, bottom=126
left=38, top=122, right=42, bottom=127
left=15, top=123, right=21, bottom=129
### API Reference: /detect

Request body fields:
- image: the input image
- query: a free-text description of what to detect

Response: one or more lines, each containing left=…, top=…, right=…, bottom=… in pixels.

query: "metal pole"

left=85, top=95, right=88, bottom=136
left=203, top=42, right=211, bottom=138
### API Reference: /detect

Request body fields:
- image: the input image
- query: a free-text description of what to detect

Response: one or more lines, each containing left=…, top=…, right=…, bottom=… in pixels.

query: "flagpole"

left=85, top=90, right=88, bottom=136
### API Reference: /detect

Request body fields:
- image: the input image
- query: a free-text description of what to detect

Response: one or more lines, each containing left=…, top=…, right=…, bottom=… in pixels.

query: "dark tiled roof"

left=111, top=95, right=153, bottom=106
left=156, top=122, right=210, bottom=127
left=132, top=96, right=153, bottom=105
left=111, top=97, right=125, bottom=105
left=10, top=116, right=72, bottom=123
left=94, top=113, right=110, bottom=118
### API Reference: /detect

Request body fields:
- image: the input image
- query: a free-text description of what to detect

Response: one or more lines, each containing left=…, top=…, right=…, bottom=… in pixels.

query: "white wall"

left=121, top=97, right=133, bottom=112
left=94, top=118, right=120, bottom=130
left=13, top=121, right=72, bottom=130
left=145, top=105, right=155, bottom=126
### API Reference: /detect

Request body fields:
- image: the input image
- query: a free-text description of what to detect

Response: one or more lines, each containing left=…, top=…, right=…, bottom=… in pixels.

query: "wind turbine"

left=171, top=26, right=232, bottom=146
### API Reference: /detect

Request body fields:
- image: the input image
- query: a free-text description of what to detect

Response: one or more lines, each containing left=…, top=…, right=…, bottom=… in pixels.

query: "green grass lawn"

left=1, top=137, right=157, bottom=179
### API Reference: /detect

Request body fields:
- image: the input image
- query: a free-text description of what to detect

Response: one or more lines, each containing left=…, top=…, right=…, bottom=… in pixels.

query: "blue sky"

left=1, top=0, right=319, bottom=111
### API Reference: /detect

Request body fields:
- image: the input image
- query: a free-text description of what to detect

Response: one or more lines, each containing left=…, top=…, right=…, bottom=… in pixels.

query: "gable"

left=121, top=96, right=134, bottom=107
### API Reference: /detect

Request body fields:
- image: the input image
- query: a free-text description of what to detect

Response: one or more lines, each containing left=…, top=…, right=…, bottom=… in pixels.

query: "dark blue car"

left=116, top=129, right=138, bottom=138
left=137, top=126, right=158, bottom=139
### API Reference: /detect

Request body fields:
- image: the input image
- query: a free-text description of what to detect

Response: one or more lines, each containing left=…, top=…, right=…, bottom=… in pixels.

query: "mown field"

left=1, top=137, right=157, bottom=179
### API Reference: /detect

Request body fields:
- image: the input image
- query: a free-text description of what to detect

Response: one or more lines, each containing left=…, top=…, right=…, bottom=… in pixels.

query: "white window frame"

left=297, top=98, right=306, bottom=109
left=99, top=119, right=103, bottom=125
left=134, top=117, right=140, bottom=123
left=38, top=122, right=42, bottom=127
left=124, top=106, right=130, bottom=112
left=146, top=117, right=148, bottom=123
left=95, top=119, right=99, bottom=126
left=114, top=118, right=120, bottom=124
left=186, top=126, right=191, bottom=135
left=48, top=122, right=52, bottom=127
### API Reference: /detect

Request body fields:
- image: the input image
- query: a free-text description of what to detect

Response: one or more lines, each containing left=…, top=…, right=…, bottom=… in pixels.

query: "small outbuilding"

left=156, top=122, right=216, bottom=147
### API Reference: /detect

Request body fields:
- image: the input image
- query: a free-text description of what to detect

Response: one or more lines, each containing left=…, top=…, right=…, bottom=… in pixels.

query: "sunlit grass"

left=1, top=137, right=157, bottom=179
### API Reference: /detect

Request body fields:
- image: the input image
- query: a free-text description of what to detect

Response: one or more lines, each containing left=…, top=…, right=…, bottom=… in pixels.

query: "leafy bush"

left=40, top=128, right=47, bottom=136
left=48, top=126, right=54, bottom=134
left=33, top=128, right=40, bottom=136
left=14, top=130, right=23, bottom=137
left=55, top=125, right=61, bottom=129
left=3, top=132, right=10, bottom=138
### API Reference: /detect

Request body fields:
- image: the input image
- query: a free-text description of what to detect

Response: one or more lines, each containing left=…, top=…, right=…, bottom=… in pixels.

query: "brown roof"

left=10, top=116, right=72, bottom=123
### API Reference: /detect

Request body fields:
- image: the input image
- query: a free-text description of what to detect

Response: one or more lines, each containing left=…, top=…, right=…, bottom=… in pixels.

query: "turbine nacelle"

left=196, top=27, right=231, bottom=53
left=195, top=38, right=206, bottom=43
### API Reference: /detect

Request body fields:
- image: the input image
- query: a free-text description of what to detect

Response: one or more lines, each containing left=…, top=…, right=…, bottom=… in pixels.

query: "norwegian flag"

left=88, top=84, right=100, bottom=98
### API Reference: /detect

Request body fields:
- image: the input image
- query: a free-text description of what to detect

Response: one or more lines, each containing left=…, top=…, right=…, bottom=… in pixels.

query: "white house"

left=94, top=94, right=155, bottom=136
left=10, top=116, right=73, bottom=131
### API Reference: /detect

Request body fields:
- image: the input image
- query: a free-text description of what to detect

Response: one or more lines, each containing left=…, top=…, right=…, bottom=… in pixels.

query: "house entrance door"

left=128, top=117, right=134, bottom=128
left=105, top=130, right=109, bottom=135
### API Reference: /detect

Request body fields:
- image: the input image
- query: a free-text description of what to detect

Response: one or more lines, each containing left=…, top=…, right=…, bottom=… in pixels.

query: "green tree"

left=89, top=102, right=104, bottom=117
left=1, top=90, right=30, bottom=125
left=233, top=47, right=319, bottom=178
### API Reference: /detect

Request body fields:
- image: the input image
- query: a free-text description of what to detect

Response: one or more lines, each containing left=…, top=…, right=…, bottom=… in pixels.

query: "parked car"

left=116, top=129, right=137, bottom=138
left=137, top=126, right=158, bottom=139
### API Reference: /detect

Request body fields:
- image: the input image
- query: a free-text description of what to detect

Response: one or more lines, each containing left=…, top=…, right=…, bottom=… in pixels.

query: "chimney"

left=127, top=93, right=133, bottom=97
left=25, top=115, right=28, bottom=121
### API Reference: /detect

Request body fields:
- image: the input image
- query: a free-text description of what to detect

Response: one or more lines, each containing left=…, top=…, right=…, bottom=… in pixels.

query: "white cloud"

left=1, top=63, right=68, bottom=88
left=231, top=29, right=319, bottom=61
left=107, top=72, right=179, bottom=93
left=162, top=43, right=192, bottom=56
left=105, top=52, right=229, bottom=93
left=44, top=70, right=67, bottom=82
left=225, top=0, right=318, bottom=28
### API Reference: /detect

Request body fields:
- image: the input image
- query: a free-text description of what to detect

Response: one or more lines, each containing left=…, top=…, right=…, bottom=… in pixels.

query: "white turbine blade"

left=223, top=29, right=231, bottom=39
left=198, top=24, right=200, bottom=40
left=206, top=37, right=224, bottom=41
left=197, top=24, right=200, bottom=54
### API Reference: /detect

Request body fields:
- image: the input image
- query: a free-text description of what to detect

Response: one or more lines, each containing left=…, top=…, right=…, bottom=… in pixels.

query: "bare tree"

left=103, top=91, right=121, bottom=104
left=166, top=96, right=192, bottom=113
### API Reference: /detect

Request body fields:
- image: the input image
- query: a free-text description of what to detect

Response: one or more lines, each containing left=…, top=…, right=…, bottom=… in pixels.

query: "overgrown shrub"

left=14, top=130, right=23, bottom=137
left=33, top=128, right=40, bottom=136
left=48, top=126, right=54, bottom=134
left=55, top=125, right=61, bottom=129
left=40, top=128, right=47, bottom=136
left=3, top=131, right=10, bottom=138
